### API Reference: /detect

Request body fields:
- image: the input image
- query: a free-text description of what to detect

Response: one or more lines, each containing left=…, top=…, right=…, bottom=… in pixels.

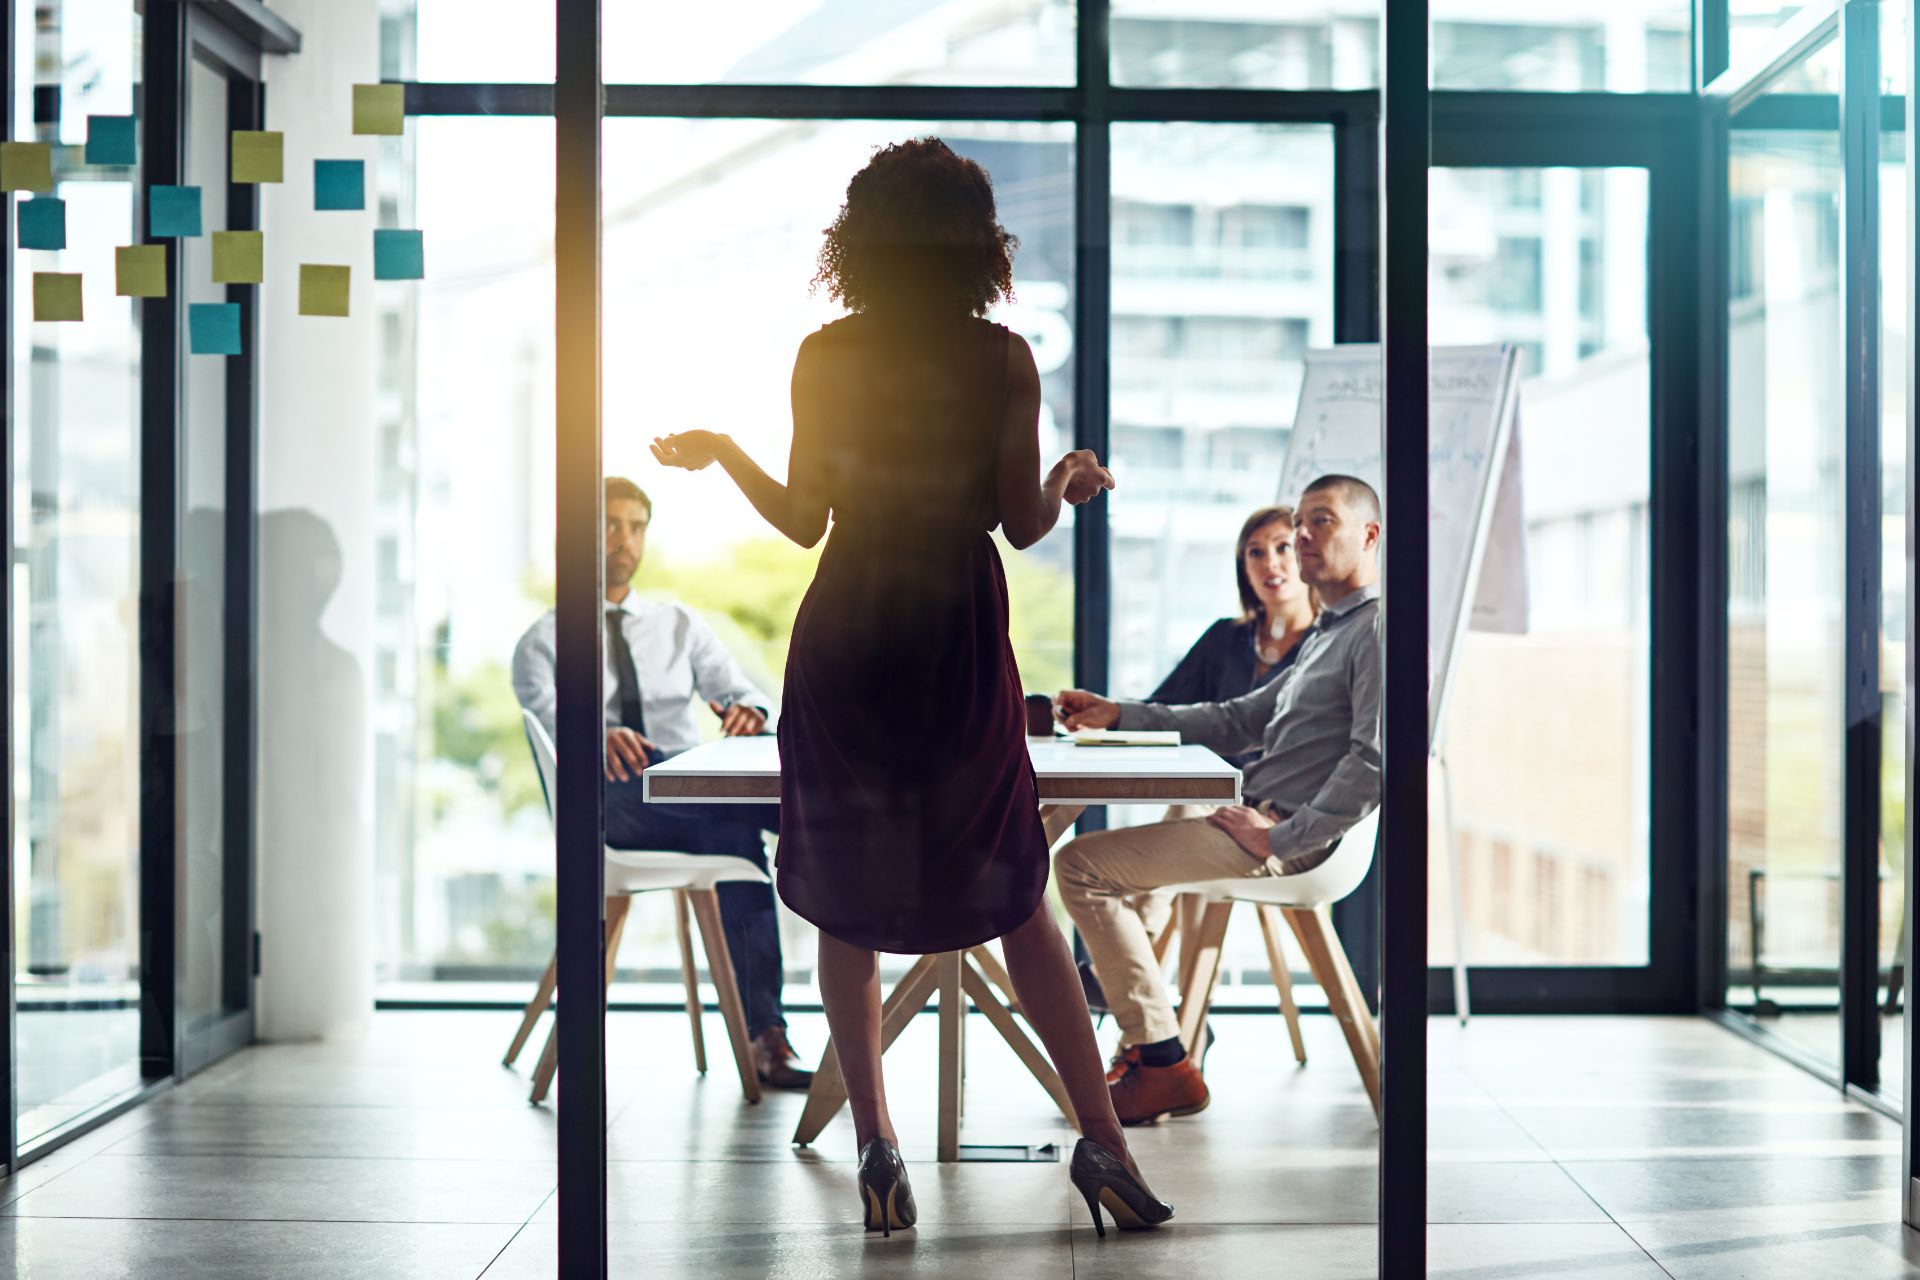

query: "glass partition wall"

left=3, top=0, right=1920, bottom=1267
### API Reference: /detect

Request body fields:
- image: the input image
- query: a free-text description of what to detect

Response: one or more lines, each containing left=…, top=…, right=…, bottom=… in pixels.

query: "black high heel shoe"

left=1070, top=1138, right=1173, bottom=1238
left=857, top=1138, right=917, bottom=1237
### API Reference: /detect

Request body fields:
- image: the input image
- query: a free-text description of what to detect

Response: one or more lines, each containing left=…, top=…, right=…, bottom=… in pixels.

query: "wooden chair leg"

left=529, top=895, right=630, bottom=1105
left=1149, top=908, right=1180, bottom=972
left=673, top=890, right=707, bottom=1074
left=1284, top=905, right=1379, bottom=1115
left=1318, top=906, right=1382, bottom=1066
left=688, top=889, right=762, bottom=1104
left=1257, top=904, right=1308, bottom=1065
left=1176, top=901, right=1234, bottom=1054
left=529, top=1020, right=560, bottom=1104
left=603, top=894, right=632, bottom=991
left=504, top=951, right=557, bottom=1067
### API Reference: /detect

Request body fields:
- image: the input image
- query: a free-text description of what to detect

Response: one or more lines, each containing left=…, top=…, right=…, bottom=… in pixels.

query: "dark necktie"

left=605, top=608, right=647, bottom=735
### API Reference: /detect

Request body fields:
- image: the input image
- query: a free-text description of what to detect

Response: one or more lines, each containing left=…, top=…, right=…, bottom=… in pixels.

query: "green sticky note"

left=352, top=83, right=404, bottom=136
left=373, top=229, right=424, bottom=280
left=2, top=142, right=53, bottom=193
left=17, top=196, right=65, bottom=249
left=189, top=303, right=242, bottom=356
left=86, top=115, right=137, bottom=166
left=231, top=130, right=283, bottom=184
left=115, top=244, right=167, bottom=297
left=299, top=263, right=350, bottom=317
left=212, top=230, right=263, bottom=284
left=33, top=272, right=82, bottom=321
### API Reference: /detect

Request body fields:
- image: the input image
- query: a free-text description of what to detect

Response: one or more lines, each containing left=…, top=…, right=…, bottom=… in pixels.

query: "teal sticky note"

left=17, top=196, right=65, bottom=250
left=86, top=115, right=136, bottom=166
left=373, top=229, right=423, bottom=280
left=149, top=184, right=202, bottom=238
left=313, top=159, right=365, bottom=211
left=188, top=302, right=241, bottom=356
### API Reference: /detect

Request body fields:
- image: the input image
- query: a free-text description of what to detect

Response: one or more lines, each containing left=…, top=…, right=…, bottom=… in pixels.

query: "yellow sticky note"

left=212, top=230, right=263, bottom=284
left=298, top=263, right=350, bottom=317
left=352, top=83, right=404, bottom=136
left=33, top=272, right=82, bottom=321
left=115, top=244, right=167, bottom=297
left=1, top=141, right=53, bottom=193
left=231, top=130, right=283, bottom=184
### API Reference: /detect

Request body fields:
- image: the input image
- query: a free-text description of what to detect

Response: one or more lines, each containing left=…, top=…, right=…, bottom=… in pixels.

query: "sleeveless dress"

left=773, top=313, right=1050, bottom=954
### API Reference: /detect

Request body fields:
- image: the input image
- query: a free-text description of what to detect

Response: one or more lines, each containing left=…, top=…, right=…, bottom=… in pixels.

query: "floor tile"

left=550, top=1156, right=1073, bottom=1227
left=105, top=1102, right=558, bottom=1162
left=1620, top=1219, right=1920, bottom=1278
left=1, top=1153, right=555, bottom=1224
left=485, top=1220, right=1075, bottom=1279
left=0, top=1216, right=517, bottom=1279
left=1427, top=1223, right=1670, bottom=1278
left=1070, top=1222, right=1375, bottom=1279
left=1563, top=1155, right=1900, bottom=1225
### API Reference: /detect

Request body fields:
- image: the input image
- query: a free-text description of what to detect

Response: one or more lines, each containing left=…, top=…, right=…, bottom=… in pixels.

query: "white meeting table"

left=645, top=733, right=1241, bottom=1161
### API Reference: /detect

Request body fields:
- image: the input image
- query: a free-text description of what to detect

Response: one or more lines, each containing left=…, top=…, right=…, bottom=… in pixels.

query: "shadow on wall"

left=256, top=509, right=371, bottom=1041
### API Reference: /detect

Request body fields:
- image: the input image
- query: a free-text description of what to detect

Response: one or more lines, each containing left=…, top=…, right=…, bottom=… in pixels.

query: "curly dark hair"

left=812, top=137, right=1018, bottom=317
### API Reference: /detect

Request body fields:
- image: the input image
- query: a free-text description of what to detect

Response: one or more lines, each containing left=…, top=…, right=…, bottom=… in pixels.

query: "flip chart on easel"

left=1277, top=343, right=1528, bottom=741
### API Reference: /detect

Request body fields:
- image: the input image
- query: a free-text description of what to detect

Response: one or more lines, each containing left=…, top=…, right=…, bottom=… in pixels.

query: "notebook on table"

left=1070, top=729, right=1181, bottom=748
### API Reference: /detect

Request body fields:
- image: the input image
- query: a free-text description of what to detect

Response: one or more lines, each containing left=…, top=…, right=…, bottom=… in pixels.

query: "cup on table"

left=1025, top=693, right=1056, bottom=737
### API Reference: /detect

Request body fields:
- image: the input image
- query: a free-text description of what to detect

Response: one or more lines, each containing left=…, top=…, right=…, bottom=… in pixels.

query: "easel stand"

left=1433, top=750, right=1471, bottom=1024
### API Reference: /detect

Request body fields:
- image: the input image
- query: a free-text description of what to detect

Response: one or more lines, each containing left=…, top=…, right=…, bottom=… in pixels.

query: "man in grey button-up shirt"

left=1051, top=475, right=1383, bottom=1125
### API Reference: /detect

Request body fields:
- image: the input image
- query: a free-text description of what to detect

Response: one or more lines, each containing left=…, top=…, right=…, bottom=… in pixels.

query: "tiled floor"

left=0, top=1008, right=1914, bottom=1277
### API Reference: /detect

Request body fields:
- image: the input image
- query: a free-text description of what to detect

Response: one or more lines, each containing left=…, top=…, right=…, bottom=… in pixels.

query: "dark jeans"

left=603, top=776, right=785, bottom=1036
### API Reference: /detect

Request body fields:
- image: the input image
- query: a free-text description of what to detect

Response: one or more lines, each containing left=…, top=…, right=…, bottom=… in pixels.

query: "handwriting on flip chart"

left=1279, top=344, right=1528, bottom=740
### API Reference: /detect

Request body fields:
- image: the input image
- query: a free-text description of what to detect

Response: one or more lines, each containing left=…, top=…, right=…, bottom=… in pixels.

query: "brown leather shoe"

left=1109, top=1057, right=1209, bottom=1126
left=1106, top=1045, right=1142, bottom=1085
left=752, top=1027, right=814, bottom=1091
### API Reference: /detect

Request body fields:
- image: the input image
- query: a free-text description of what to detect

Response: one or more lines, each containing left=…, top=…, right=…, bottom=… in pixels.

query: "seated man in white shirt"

left=512, top=477, right=813, bottom=1090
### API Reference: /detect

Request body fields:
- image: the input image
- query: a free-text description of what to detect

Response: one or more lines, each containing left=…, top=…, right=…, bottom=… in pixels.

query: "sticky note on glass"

left=313, top=159, right=365, bottom=211
left=189, top=302, right=242, bottom=355
left=352, top=83, right=405, bottom=136
left=115, top=244, right=167, bottom=297
left=373, top=229, right=424, bottom=280
left=149, top=184, right=203, bottom=237
left=1, top=142, right=53, bottom=193
left=212, top=230, right=264, bottom=284
left=299, top=264, right=350, bottom=317
left=32, top=272, right=81, bottom=321
left=231, top=130, right=283, bottom=184
left=86, top=115, right=136, bottom=166
left=17, top=196, right=65, bottom=249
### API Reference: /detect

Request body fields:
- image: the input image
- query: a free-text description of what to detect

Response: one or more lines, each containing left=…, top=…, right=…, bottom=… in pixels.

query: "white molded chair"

left=503, top=710, right=768, bottom=1105
left=1166, top=808, right=1382, bottom=1115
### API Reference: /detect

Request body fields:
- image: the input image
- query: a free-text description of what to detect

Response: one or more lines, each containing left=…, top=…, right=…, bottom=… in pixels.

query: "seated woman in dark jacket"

left=1146, top=504, right=1320, bottom=767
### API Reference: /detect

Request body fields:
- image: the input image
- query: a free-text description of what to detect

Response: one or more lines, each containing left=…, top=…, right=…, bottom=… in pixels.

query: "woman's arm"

left=996, top=332, right=1114, bottom=550
left=650, top=338, right=833, bottom=548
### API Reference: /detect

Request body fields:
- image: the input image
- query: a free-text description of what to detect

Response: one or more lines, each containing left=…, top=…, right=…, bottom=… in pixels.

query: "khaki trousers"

left=1055, top=813, right=1273, bottom=1046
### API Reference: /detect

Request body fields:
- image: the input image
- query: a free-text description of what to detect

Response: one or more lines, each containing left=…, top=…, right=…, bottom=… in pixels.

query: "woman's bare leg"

left=998, top=899, right=1138, bottom=1174
left=815, top=931, right=897, bottom=1152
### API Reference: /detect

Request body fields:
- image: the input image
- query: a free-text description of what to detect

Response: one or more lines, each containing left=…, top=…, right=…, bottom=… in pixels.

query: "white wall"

left=254, top=0, right=382, bottom=1040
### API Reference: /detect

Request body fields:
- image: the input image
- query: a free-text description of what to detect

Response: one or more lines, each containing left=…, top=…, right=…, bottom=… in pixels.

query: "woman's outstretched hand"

left=1050, top=449, right=1116, bottom=506
left=651, top=431, right=727, bottom=471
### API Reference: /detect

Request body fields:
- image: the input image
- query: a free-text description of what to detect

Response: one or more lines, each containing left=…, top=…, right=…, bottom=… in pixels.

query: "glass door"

left=174, top=18, right=259, bottom=1074
left=9, top=0, right=145, bottom=1152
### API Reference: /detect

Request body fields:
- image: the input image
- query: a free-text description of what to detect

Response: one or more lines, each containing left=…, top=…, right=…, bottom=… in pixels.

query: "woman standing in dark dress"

left=651, top=139, right=1170, bottom=1241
